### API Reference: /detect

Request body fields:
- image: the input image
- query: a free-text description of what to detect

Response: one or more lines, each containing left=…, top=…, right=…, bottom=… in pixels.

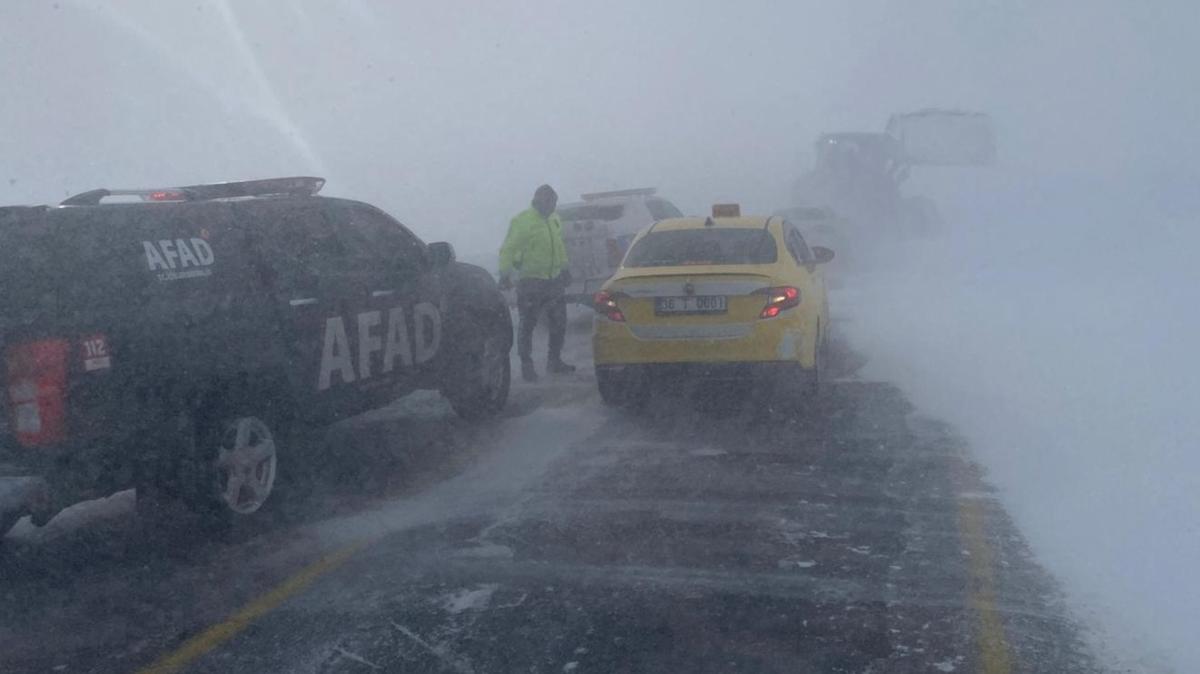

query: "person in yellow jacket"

left=499, top=184, right=575, bottom=381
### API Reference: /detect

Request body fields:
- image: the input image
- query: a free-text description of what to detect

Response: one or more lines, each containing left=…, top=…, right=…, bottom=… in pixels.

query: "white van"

left=558, top=188, right=683, bottom=303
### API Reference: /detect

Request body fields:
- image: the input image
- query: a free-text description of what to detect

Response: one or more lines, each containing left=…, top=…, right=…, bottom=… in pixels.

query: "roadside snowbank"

left=840, top=193, right=1198, bottom=672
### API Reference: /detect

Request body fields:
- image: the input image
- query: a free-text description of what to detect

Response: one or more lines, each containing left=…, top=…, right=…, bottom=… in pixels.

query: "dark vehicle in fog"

left=791, top=109, right=996, bottom=238
left=0, top=177, right=511, bottom=535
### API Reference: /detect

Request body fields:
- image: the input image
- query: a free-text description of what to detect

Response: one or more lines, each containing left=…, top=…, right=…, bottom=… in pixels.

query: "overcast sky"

left=2, top=1, right=1196, bottom=257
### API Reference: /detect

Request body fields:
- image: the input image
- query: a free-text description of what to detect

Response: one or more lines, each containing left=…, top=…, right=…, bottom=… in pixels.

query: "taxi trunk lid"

left=608, top=269, right=773, bottom=335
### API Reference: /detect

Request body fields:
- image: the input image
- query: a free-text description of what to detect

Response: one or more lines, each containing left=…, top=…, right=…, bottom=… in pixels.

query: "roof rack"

left=60, top=176, right=326, bottom=206
left=580, top=187, right=656, bottom=201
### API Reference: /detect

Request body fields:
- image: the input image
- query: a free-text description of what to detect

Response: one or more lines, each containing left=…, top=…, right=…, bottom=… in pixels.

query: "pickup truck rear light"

left=593, top=290, right=626, bottom=322
left=5, top=339, right=70, bottom=447
left=755, top=286, right=800, bottom=319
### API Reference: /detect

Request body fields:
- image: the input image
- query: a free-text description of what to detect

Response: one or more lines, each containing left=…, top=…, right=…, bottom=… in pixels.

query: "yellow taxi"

left=592, top=204, right=834, bottom=406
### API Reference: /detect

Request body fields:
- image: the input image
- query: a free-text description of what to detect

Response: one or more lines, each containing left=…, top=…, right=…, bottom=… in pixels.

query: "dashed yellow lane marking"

left=956, top=478, right=1015, bottom=674
left=136, top=541, right=368, bottom=674
left=136, top=470, right=1016, bottom=673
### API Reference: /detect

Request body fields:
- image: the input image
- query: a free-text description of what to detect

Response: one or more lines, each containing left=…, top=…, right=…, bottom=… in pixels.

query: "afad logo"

left=142, top=238, right=215, bottom=281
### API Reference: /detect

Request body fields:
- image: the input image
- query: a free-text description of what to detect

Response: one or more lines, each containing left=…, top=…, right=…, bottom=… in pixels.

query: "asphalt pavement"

left=0, top=317, right=1102, bottom=673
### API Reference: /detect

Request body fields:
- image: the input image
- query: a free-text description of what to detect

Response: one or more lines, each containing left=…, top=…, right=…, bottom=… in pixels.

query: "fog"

left=3, top=1, right=1198, bottom=670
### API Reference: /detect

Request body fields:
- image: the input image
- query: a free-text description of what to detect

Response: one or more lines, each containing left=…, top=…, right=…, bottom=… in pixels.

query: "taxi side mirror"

left=427, top=241, right=456, bottom=268
left=812, top=246, right=835, bottom=264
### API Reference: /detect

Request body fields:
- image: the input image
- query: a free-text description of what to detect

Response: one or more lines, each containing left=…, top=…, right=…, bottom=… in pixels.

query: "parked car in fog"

left=592, top=203, right=834, bottom=407
left=559, top=188, right=684, bottom=304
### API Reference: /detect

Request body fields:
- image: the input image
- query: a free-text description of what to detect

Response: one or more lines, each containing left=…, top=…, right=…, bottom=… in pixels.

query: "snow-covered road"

left=0, top=317, right=1102, bottom=673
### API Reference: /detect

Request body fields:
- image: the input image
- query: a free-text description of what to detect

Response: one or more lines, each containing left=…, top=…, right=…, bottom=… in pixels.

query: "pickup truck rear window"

left=50, top=204, right=241, bottom=316
left=623, top=229, right=778, bottom=267
left=0, top=208, right=57, bottom=326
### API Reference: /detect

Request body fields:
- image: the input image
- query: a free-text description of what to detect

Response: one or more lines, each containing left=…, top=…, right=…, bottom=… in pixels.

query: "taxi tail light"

left=5, top=339, right=70, bottom=447
left=755, top=286, right=800, bottom=319
left=606, top=238, right=624, bottom=268
left=593, top=290, right=626, bottom=322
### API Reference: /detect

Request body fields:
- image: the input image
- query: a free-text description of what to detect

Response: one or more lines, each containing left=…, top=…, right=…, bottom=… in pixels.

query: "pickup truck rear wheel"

left=178, top=410, right=283, bottom=533
left=209, top=415, right=279, bottom=516
left=138, top=394, right=289, bottom=536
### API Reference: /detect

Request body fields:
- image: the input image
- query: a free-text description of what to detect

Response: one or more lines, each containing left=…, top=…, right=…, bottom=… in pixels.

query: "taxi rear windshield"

left=623, top=228, right=777, bottom=267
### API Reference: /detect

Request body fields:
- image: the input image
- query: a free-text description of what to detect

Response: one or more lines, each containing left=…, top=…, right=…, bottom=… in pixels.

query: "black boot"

left=521, top=358, right=539, bottom=382
left=547, top=357, right=576, bottom=375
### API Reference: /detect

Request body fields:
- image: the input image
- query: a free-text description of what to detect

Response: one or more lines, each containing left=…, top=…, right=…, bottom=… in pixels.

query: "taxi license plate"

left=655, top=295, right=727, bottom=315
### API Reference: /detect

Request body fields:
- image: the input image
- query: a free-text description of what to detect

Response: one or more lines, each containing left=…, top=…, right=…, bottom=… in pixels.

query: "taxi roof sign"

left=712, top=203, right=740, bottom=218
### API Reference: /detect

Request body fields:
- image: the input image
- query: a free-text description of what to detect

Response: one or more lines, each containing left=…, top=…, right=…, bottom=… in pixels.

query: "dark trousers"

left=516, top=278, right=567, bottom=362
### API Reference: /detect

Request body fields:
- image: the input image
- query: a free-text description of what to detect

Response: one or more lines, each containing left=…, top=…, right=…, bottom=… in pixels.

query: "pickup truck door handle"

left=371, top=289, right=396, bottom=298
left=289, top=297, right=318, bottom=307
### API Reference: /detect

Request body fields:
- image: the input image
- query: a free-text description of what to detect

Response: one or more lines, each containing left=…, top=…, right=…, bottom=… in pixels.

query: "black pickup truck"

left=0, top=177, right=511, bottom=536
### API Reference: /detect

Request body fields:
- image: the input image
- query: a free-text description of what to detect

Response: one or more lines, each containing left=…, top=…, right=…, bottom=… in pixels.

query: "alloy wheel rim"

left=215, top=416, right=277, bottom=514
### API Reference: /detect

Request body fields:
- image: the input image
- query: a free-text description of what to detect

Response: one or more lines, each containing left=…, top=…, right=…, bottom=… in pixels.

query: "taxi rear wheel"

left=809, top=330, right=825, bottom=397
left=597, top=367, right=648, bottom=409
left=771, top=333, right=824, bottom=407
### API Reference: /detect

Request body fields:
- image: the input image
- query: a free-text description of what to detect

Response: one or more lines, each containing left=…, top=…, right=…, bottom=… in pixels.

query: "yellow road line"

left=136, top=541, right=368, bottom=674
left=135, top=475, right=1015, bottom=674
left=957, top=489, right=1014, bottom=674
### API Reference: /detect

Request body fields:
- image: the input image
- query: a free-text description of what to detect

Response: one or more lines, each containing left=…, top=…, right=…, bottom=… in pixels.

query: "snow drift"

left=840, top=171, right=1199, bottom=673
